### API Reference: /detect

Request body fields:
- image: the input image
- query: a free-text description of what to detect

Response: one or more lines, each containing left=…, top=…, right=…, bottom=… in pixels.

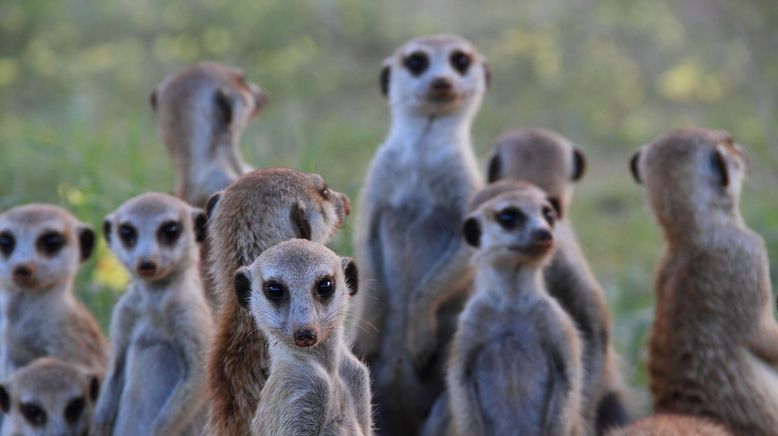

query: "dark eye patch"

left=20, top=402, right=46, bottom=427
left=542, top=206, right=556, bottom=226
left=320, top=185, right=330, bottom=200
left=157, top=221, right=182, bottom=246
left=403, top=51, right=429, bottom=76
left=64, top=397, right=85, bottom=423
left=496, top=207, right=526, bottom=229
left=450, top=50, right=472, bottom=75
left=316, top=276, right=334, bottom=300
left=118, top=224, right=137, bottom=248
left=264, top=280, right=285, bottom=303
left=0, top=232, right=15, bottom=257
left=37, top=231, right=65, bottom=257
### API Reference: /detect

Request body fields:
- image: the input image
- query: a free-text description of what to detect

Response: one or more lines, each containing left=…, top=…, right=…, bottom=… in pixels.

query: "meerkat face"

left=487, top=129, right=586, bottom=217
left=0, top=205, right=94, bottom=293
left=234, top=239, right=358, bottom=350
left=630, top=128, right=748, bottom=225
left=463, top=181, right=558, bottom=267
left=0, top=358, right=100, bottom=436
left=381, top=33, right=489, bottom=116
left=103, top=193, right=206, bottom=283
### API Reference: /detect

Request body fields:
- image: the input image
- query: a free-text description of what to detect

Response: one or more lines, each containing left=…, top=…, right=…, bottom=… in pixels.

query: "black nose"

left=431, top=78, right=452, bottom=91
left=532, top=229, right=553, bottom=244
left=13, top=265, right=33, bottom=279
left=137, top=261, right=157, bottom=275
left=293, top=329, right=318, bottom=347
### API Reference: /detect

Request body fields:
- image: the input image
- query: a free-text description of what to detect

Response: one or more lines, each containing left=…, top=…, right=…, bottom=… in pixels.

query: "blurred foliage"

left=0, top=0, right=776, bottom=414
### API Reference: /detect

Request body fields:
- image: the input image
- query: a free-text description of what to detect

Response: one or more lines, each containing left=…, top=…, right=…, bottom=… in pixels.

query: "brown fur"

left=632, top=127, right=778, bottom=436
left=606, top=415, right=731, bottom=436
left=204, top=168, right=350, bottom=436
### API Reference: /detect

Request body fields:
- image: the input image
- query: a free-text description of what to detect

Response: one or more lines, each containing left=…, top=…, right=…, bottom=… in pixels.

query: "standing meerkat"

left=234, top=239, right=372, bottom=436
left=0, top=357, right=101, bottom=436
left=487, top=128, right=631, bottom=432
left=0, top=204, right=107, bottom=380
left=352, top=33, right=488, bottom=433
left=92, top=192, right=212, bottom=436
left=631, top=127, right=778, bottom=435
left=428, top=181, right=584, bottom=436
left=605, top=415, right=731, bottom=436
left=205, top=168, right=351, bottom=436
left=150, top=62, right=269, bottom=208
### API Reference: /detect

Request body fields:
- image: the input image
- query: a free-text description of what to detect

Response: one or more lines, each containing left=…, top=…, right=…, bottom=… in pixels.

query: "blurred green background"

left=1, top=0, right=776, bottom=413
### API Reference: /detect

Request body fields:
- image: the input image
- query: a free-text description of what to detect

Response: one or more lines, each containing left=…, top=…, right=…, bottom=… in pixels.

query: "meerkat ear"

left=462, top=217, right=481, bottom=247
left=342, top=257, right=359, bottom=296
left=712, top=147, right=730, bottom=187
left=487, top=152, right=502, bottom=183
left=290, top=203, right=312, bottom=240
left=0, top=384, right=9, bottom=413
left=149, top=87, right=158, bottom=112
left=78, top=225, right=96, bottom=263
left=190, top=208, right=208, bottom=243
left=215, top=88, right=235, bottom=126
left=380, top=63, right=391, bottom=97
left=89, top=375, right=100, bottom=402
left=483, top=61, right=491, bottom=90
left=206, top=192, right=222, bottom=220
left=102, top=217, right=112, bottom=244
left=548, top=197, right=563, bottom=219
left=572, top=148, right=586, bottom=181
left=629, top=150, right=642, bottom=184
left=234, top=267, right=252, bottom=308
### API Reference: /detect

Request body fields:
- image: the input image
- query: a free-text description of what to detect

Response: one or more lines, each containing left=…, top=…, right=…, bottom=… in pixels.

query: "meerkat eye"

left=37, top=231, right=65, bottom=256
left=542, top=206, right=556, bottom=226
left=404, top=51, right=429, bottom=76
left=118, top=224, right=137, bottom=248
left=158, top=221, right=182, bottom=245
left=496, top=208, right=525, bottom=229
left=320, top=186, right=331, bottom=200
left=316, top=277, right=334, bottom=299
left=450, top=50, right=471, bottom=75
left=0, top=232, right=15, bottom=256
left=20, top=402, right=46, bottom=427
left=64, top=397, right=85, bottom=423
left=264, top=281, right=285, bottom=302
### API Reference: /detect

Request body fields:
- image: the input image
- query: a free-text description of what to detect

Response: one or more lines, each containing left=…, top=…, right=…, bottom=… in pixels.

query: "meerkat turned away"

left=150, top=62, right=269, bottom=208
left=487, top=128, right=631, bottom=432
left=605, top=414, right=732, bottom=436
left=204, top=168, right=351, bottom=436
left=631, top=127, right=778, bottom=436
left=0, top=357, right=101, bottom=436
left=352, top=33, right=488, bottom=434
left=92, top=193, right=212, bottom=436
left=233, top=239, right=372, bottom=436
left=0, top=204, right=107, bottom=381
left=423, top=181, right=584, bottom=436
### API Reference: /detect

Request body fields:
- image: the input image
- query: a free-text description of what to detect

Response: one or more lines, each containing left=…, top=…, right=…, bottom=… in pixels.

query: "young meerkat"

left=233, top=239, right=372, bottom=436
left=487, top=128, right=631, bottom=432
left=205, top=168, right=351, bottom=436
left=92, top=192, right=212, bottom=436
left=605, top=415, right=731, bottom=436
left=428, top=181, right=584, bottom=436
left=631, top=127, right=778, bottom=435
left=352, top=33, right=488, bottom=433
left=150, top=62, right=269, bottom=208
left=0, top=357, right=101, bottom=436
left=0, top=204, right=107, bottom=380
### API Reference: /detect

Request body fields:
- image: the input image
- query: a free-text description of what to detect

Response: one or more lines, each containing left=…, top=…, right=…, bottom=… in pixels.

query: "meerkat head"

left=150, top=62, right=268, bottom=137
left=381, top=33, right=489, bottom=117
left=0, top=205, right=94, bottom=293
left=233, top=239, right=358, bottom=350
left=0, top=357, right=100, bottom=436
left=486, top=128, right=586, bottom=218
left=103, top=192, right=207, bottom=283
left=630, top=128, right=748, bottom=232
left=463, top=181, right=559, bottom=268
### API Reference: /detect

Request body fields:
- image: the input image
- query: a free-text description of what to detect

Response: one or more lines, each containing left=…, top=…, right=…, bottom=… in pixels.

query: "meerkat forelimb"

left=631, top=127, right=778, bottom=436
left=233, top=239, right=372, bottom=436
left=0, top=357, right=101, bottom=436
left=486, top=128, right=631, bottom=432
left=91, top=192, right=212, bottom=436
left=204, top=168, right=351, bottom=436
left=0, top=204, right=107, bottom=381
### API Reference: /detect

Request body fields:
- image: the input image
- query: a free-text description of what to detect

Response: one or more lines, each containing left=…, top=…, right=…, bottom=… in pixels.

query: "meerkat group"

left=0, top=33, right=775, bottom=436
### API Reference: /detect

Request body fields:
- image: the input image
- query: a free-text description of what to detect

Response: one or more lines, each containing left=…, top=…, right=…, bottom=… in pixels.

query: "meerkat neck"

left=3, top=281, right=73, bottom=320
left=271, top=329, right=344, bottom=374
left=476, top=260, right=545, bottom=299
left=663, top=207, right=745, bottom=249
left=386, top=110, right=475, bottom=159
left=134, top=262, right=201, bottom=296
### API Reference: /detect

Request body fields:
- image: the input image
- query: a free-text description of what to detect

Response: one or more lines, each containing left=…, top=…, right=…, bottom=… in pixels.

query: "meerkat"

left=486, top=128, right=631, bottom=432
left=150, top=61, right=269, bottom=208
left=605, top=415, right=731, bottom=436
left=232, top=239, right=372, bottom=436
left=631, top=127, right=778, bottom=435
left=0, top=357, right=101, bottom=436
left=352, top=33, right=488, bottom=433
left=205, top=168, right=351, bottom=436
left=426, top=181, right=584, bottom=436
left=91, top=192, right=212, bottom=436
left=0, top=204, right=107, bottom=381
